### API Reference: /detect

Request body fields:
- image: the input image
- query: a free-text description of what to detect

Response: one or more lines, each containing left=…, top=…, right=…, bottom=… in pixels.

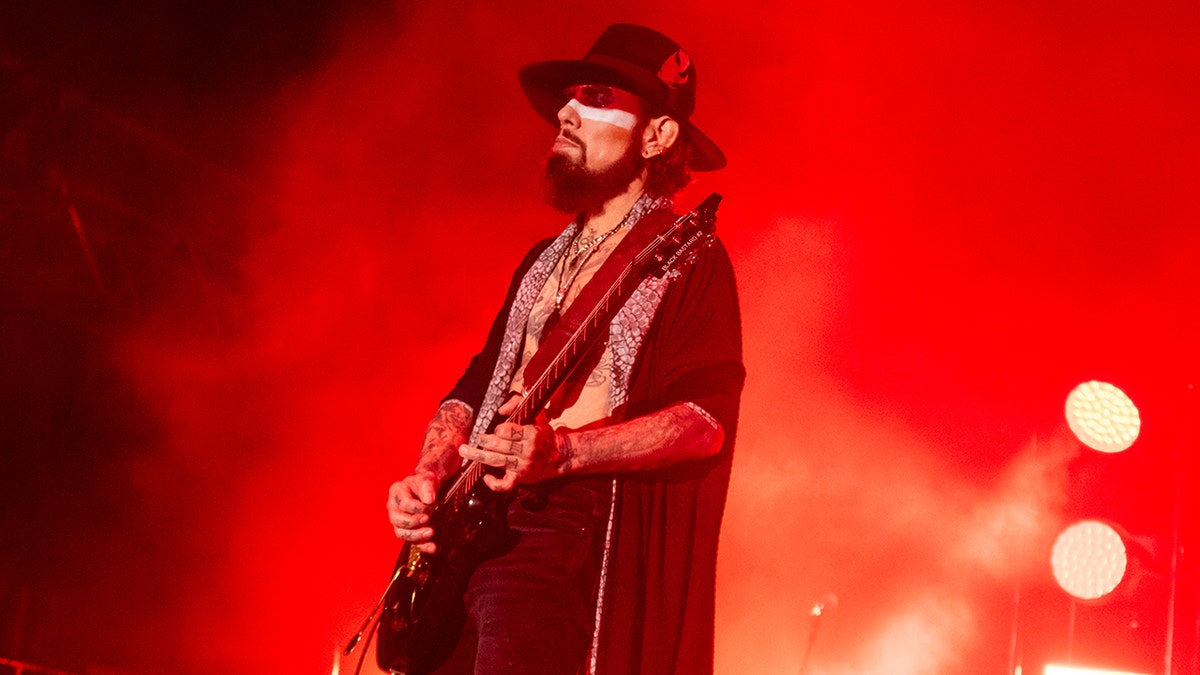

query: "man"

left=387, top=24, right=744, bottom=674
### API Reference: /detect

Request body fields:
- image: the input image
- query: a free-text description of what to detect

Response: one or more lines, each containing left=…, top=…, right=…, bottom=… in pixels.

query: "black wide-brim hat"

left=518, top=24, right=726, bottom=172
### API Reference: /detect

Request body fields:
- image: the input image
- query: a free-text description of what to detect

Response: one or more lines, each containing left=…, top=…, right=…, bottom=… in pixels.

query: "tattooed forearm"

left=557, top=402, right=723, bottom=476
left=414, top=400, right=474, bottom=479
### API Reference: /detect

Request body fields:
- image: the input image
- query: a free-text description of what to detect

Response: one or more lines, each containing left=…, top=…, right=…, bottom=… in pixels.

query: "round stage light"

left=1044, top=666, right=1149, bottom=675
left=1050, top=520, right=1128, bottom=601
left=1064, top=381, right=1140, bottom=453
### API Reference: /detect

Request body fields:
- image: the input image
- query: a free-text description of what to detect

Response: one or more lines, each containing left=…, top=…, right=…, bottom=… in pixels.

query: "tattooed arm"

left=462, top=399, right=722, bottom=492
left=557, top=402, right=723, bottom=473
left=387, top=400, right=474, bottom=552
left=413, top=399, right=473, bottom=479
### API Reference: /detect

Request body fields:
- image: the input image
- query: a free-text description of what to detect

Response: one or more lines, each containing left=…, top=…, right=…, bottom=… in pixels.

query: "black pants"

left=430, top=478, right=613, bottom=675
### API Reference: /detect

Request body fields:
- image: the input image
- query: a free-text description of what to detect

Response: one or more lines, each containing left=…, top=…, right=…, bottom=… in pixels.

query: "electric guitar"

left=351, top=193, right=722, bottom=674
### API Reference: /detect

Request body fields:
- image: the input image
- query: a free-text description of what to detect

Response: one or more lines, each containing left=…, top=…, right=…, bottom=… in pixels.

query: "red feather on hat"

left=657, top=49, right=691, bottom=87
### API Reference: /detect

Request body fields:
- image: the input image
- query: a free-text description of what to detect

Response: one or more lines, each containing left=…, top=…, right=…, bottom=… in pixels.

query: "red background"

left=1, top=2, right=1197, bottom=674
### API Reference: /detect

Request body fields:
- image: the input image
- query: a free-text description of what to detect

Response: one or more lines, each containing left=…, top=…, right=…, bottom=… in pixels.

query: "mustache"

left=557, top=129, right=584, bottom=148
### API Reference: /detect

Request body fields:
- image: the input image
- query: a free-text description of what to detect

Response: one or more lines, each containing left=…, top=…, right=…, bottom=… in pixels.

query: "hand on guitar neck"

left=458, top=393, right=567, bottom=492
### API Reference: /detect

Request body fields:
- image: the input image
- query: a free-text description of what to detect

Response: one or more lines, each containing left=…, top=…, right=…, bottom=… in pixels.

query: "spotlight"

left=1064, top=381, right=1140, bottom=453
left=1044, top=666, right=1148, bottom=675
left=1050, top=520, right=1128, bottom=602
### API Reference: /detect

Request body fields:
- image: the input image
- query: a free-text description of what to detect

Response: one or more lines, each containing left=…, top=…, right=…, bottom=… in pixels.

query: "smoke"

left=817, top=591, right=977, bottom=675
left=70, top=0, right=1200, bottom=673
left=719, top=385, right=1076, bottom=672
left=715, top=212, right=1085, bottom=672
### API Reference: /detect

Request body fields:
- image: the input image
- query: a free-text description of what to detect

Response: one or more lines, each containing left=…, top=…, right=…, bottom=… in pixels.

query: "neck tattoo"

left=553, top=203, right=641, bottom=313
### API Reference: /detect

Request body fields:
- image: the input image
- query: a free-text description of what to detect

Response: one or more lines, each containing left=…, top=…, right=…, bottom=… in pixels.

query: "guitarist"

left=386, top=24, right=744, bottom=674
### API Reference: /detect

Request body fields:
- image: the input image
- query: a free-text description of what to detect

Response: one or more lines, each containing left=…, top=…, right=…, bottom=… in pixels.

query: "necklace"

left=567, top=221, right=623, bottom=266
left=553, top=212, right=635, bottom=312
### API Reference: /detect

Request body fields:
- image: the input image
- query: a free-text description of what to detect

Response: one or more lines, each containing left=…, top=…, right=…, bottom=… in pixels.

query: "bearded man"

left=385, top=24, right=744, bottom=674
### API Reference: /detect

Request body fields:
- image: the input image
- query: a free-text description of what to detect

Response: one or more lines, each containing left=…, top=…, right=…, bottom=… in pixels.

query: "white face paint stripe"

left=567, top=98, right=638, bottom=130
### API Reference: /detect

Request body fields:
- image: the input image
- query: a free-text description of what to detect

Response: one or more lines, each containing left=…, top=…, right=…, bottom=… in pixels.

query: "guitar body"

left=376, top=468, right=511, bottom=674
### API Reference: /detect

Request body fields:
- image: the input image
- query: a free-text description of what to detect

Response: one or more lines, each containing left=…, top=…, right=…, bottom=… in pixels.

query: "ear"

left=641, top=116, right=680, bottom=159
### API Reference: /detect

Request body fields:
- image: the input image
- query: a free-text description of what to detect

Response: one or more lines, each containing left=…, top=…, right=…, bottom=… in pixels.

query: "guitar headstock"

left=649, top=192, right=722, bottom=279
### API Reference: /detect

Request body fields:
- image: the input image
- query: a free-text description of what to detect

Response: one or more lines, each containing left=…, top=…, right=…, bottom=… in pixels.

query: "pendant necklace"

left=553, top=212, right=634, bottom=312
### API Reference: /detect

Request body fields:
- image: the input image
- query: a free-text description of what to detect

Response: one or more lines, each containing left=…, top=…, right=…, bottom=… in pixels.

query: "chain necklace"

left=568, top=224, right=621, bottom=262
left=553, top=210, right=636, bottom=312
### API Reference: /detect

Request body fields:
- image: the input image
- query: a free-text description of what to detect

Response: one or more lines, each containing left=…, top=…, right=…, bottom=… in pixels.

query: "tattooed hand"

left=387, top=471, right=441, bottom=553
left=458, top=394, right=570, bottom=492
left=386, top=400, right=473, bottom=553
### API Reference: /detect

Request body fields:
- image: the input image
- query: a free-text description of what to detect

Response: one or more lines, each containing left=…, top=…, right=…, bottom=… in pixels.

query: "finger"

left=394, top=525, right=423, bottom=542
left=389, top=494, right=413, bottom=514
left=392, top=494, right=427, bottom=515
left=389, top=507, right=428, bottom=526
left=483, top=472, right=516, bottom=492
left=390, top=512, right=429, bottom=529
left=497, top=393, right=524, bottom=416
left=388, top=483, right=409, bottom=505
left=460, top=443, right=505, bottom=468
left=416, top=542, right=437, bottom=554
left=477, top=432, right=523, bottom=457
left=394, top=526, right=434, bottom=542
left=418, top=482, right=437, bottom=505
left=479, top=433, right=518, bottom=454
left=496, top=422, right=525, bottom=442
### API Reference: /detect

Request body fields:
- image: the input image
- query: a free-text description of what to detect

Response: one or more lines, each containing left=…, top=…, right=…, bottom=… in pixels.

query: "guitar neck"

left=441, top=194, right=720, bottom=504
left=512, top=265, right=642, bottom=424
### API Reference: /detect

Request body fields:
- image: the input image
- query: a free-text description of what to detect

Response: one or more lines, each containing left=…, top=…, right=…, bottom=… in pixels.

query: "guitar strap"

left=519, top=208, right=675, bottom=394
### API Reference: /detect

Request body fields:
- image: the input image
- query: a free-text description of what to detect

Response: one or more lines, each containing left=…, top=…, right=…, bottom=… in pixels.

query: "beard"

left=543, top=139, right=645, bottom=214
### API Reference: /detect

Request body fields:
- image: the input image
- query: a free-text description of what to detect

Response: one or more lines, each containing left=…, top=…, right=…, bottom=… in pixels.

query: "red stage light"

left=1064, top=381, right=1140, bottom=453
left=1050, top=520, right=1129, bottom=601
